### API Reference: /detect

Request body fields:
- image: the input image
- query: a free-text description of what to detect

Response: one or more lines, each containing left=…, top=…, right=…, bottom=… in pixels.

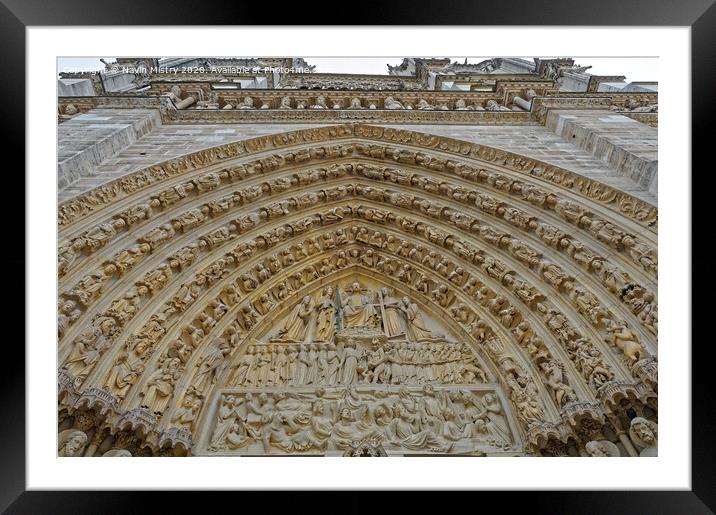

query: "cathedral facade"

left=57, top=57, right=658, bottom=457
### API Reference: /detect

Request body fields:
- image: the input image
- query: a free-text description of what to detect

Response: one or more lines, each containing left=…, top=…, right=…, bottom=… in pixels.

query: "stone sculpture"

left=629, top=417, right=658, bottom=457
left=58, top=429, right=88, bottom=457
left=341, top=283, right=379, bottom=328
left=207, top=386, right=512, bottom=455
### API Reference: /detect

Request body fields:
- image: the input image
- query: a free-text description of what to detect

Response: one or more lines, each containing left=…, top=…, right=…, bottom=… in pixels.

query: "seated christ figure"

left=341, top=283, right=378, bottom=328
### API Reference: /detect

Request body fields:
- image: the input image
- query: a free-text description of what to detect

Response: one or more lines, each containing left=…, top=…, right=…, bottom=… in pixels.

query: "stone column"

left=176, top=96, right=196, bottom=109
left=84, top=428, right=106, bottom=456
left=513, top=96, right=532, bottom=111
left=617, top=430, right=639, bottom=457
left=606, top=414, right=639, bottom=457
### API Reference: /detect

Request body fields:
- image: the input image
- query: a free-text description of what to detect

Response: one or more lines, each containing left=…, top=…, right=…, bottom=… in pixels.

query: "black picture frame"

left=4, top=0, right=712, bottom=511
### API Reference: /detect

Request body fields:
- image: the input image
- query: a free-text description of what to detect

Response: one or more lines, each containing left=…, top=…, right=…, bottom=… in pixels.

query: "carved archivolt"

left=57, top=124, right=657, bottom=229
left=58, top=127, right=657, bottom=457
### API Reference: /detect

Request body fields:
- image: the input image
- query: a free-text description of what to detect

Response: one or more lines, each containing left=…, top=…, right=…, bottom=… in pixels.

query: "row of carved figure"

left=228, top=339, right=488, bottom=388
left=56, top=408, right=657, bottom=457
left=174, top=86, right=657, bottom=114
left=60, top=244, right=536, bottom=432
left=57, top=125, right=657, bottom=231
left=166, top=86, right=516, bottom=112
left=274, top=284, right=438, bottom=342
left=206, top=387, right=513, bottom=454
left=59, top=95, right=656, bottom=128
left=60, top=223, right=650, bottom=432
left=60, top=201, right=653, bottom=425
left=58, top=152, right=655, bottom=283
left=58, top=174, right=656, bottom=436
left=57, top=159, right=656, bottom=326
left=60, top=200, right=652, bottom=391
left=58, top=167, right=656, bottom=362
left=188, top=232, right=644, bottom=412
left=58, top=290, right=655, bottom=457
left=610, top=97, right=658, bottom=113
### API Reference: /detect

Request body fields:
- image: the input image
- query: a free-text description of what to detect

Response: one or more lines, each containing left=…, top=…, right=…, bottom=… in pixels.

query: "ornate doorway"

left=58, top=124, right=657, bottom=457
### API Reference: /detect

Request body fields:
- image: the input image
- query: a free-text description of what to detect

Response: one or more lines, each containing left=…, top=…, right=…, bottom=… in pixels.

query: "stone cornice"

left=277, top=72, right=422, bottom=90
left=530, top=96, right=615, bottom=124
left=171, top=108, right=534, bottom=125
left=623, top=113, right=658, bottom=127
left=551, top=91, right=658, bottom=126
left=57, top=94, right=534, bottom=125
left=586, top=76, right=628, bottom=93
left=58, top=90, right=657, bottom=127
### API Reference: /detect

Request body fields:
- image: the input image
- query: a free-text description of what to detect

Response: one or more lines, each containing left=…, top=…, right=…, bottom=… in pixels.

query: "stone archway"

left=57, top=124, right=657, bottom=457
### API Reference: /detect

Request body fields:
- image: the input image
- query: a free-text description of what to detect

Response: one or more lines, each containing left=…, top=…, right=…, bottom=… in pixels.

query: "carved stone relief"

left=205, top=386, right=513, bottom=456
left=57, top=124, right=657, bottom=457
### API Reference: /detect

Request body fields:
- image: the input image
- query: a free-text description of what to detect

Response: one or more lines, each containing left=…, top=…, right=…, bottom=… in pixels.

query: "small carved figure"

left=484, top=99, right=511, bottom=112
left=236, top=96, right=255, bottom=109
left=384, top=96, right=404, bottom=110
left=629, top=417, right=658, bottom=456
left=348, top=97, right=363, bottom=109
left=279, top=96, right=292, bottom=109
left=58, top=429, right=88, bottom=457
left=341, top=283, right=378, bottom=328
left=402, top=296, right=433, bottom=341
left=141, top=357, right=182, bottom=414
left=605, top=320, right=644, bottom=362
left=585, top=440, right=620, bottom=457
left=277, top=296, right=315, bottom=342
left=309, top=95, right=328, bottom=109
left=315, top=286, right=336, bottom=342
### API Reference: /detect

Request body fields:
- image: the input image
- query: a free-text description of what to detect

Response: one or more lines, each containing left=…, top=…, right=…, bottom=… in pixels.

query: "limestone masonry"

left=57, top=57, right=657, bottom=457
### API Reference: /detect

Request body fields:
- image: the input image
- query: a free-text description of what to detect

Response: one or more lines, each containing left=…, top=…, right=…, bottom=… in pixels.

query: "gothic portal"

left=57, top=57, right=658, bottom=457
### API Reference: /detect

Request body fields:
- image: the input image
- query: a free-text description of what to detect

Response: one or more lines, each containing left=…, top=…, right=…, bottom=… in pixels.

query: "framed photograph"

left=7, top=0, right=710, bottom=511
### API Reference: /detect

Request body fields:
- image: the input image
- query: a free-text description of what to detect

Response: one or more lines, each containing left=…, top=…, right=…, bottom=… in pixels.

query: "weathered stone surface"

left=57, top=57, right=657, bottom=458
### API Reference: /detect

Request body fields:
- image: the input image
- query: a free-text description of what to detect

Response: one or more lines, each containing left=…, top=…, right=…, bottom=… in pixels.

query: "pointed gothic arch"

left=57, top=124, right=657, bottom=457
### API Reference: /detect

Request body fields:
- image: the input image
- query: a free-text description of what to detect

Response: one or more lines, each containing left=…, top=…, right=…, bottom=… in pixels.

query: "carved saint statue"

left=341, top=283, right=378, bottom=328
left=338, top=340, right=360, bottom=385
left=380, top=287, right=405, bottom=337
left=193, top=340, right=232, bottom=393
left=236, top=96, right=254, bottom=109
left=209, top=395, right=247, bottom=451
left=539, top=359, right=577, bottom=408
left=386, top=404, right=451, bottom=453
left=171, top=395, right=202, bottom=431
left=401, top=296, right=432, bottom=341
left=104, top=351, right=144, bottom=398
left=277, top=295, right=315, bottom=342
left=141, top=357, right=182, bottom=414
left=64, top=326, right=112, bottom=382
left=482, top=393, right=512, bottom=445
left=310, top=95, right=328, bottom=109
left=315, top=286, right=336, bottom=342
